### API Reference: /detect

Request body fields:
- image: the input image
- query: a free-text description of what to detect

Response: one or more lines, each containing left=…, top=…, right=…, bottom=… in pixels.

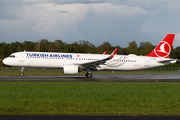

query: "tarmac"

left=0, top=75, right=180, bottom=82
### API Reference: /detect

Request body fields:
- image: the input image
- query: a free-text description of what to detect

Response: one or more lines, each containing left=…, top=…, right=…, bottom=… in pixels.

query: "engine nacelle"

left=63, top=64, right=78, bottom=74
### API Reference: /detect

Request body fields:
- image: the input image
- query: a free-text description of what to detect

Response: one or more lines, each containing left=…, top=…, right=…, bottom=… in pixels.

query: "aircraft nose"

left=2, top=58, right=9, bottom=65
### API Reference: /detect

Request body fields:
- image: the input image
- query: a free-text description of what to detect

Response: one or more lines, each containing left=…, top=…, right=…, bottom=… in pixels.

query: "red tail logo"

left=146, top=34, right=175, bottom=58
left=155, top=41, right=171, bottom=57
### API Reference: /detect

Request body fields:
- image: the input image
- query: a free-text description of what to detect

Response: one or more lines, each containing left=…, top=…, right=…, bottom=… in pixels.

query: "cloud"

left=1, top=0, right=180, bottom=48
left=174, top=33, right=180, bottom=46
left=176, top=33, right=180, bottom=40
left=21, top=3, right=88, bottom=34
left=0, top=1, right=149, bottom=42
left=90, top=3, right=147, bottom=18
left=0, top=2, right=89, bottom=42
left=22, top=0, right=107, bottom=5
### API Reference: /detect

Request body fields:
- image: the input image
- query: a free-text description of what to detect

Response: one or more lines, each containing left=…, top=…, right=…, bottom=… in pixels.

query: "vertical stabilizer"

left=146, top=34, right=175, bottom=58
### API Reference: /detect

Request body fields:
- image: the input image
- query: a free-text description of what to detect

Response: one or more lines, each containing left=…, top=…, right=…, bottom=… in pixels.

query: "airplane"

left=2, top=34, right=179, bottom=78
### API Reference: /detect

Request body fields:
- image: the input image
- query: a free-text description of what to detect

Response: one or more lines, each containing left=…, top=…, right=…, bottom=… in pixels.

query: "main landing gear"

left=86, top=72, right=92, bottom=78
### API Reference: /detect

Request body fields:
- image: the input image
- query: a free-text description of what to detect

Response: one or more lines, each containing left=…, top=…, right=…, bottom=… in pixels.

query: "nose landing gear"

left=20, top=67, right=24, bottom=76
left=86, top=72, right=92, bottom=78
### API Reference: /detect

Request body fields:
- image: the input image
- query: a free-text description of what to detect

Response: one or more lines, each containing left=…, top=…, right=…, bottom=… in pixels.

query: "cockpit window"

left=9, top=55, right=15, bottom=58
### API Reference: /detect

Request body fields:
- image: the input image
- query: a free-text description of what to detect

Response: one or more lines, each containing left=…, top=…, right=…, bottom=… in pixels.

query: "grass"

left=0, top=82, right=180, bottom=115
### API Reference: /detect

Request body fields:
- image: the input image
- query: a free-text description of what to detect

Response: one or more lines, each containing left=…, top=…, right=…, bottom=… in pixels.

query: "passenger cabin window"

left=9, top=55, right=15, bottom=58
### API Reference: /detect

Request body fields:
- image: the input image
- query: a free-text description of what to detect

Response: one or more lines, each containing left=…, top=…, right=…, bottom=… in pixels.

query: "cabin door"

left=20, top=53, right=25, bottom=62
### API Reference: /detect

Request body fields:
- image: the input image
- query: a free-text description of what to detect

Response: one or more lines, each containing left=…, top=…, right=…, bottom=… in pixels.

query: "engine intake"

left=63, top=64, right=78, bottom=74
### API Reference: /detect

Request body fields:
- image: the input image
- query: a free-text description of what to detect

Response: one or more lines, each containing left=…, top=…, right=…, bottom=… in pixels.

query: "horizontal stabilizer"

left=157, top=58, right=176, bottom=63
left=176, top=59, right=180, bottom=63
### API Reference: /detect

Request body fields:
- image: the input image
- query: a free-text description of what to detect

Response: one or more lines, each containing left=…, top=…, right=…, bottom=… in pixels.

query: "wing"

left=79, top=48, right=118, bottom=70
left=103, top=51, right=107, bottom=55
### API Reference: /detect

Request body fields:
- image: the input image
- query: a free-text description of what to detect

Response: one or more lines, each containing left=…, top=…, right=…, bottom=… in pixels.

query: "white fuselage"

left=3, top=51, right=177, bottom=71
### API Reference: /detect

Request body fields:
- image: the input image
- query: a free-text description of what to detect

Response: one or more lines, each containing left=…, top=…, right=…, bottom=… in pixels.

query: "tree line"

left=1, top=39, right=180, bottom=67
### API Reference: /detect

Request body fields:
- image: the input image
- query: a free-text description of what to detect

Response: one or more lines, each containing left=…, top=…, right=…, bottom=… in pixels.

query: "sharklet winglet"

left=110, top=48, right=118, bottom=58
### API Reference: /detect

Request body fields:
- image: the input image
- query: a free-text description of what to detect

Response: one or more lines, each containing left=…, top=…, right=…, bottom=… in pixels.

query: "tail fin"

left=146, top=34, right=175, bottom=58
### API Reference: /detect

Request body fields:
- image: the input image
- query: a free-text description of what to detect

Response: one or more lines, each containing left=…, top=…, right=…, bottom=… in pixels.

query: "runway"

left=0, top=75, right=180, bottom=82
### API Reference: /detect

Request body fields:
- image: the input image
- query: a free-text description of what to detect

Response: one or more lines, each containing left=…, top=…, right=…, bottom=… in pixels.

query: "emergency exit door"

left=145, top=58, right=149, bottom=67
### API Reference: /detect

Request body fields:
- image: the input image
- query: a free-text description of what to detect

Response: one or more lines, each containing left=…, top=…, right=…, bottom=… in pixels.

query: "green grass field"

left=0, top=82, right=180, bottom=115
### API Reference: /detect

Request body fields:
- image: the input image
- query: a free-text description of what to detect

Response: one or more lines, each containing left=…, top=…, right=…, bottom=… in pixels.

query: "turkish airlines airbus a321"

left=2, top=34, right=179, bottom=78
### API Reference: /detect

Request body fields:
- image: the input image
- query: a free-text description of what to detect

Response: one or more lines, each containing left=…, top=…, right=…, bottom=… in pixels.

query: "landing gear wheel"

left=20, top=73, right=24, bottom=76
left=20, top=67, right=24, bottom=76
left=86, top=72, right=92, bottom=78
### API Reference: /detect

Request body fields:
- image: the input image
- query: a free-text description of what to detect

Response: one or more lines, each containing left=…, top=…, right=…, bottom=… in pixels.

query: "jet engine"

left=63, top=64, right=78, bottom=74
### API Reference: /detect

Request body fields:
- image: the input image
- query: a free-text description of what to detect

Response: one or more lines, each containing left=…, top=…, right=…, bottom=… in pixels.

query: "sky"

left=1, top=0, right=180, bottom=48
